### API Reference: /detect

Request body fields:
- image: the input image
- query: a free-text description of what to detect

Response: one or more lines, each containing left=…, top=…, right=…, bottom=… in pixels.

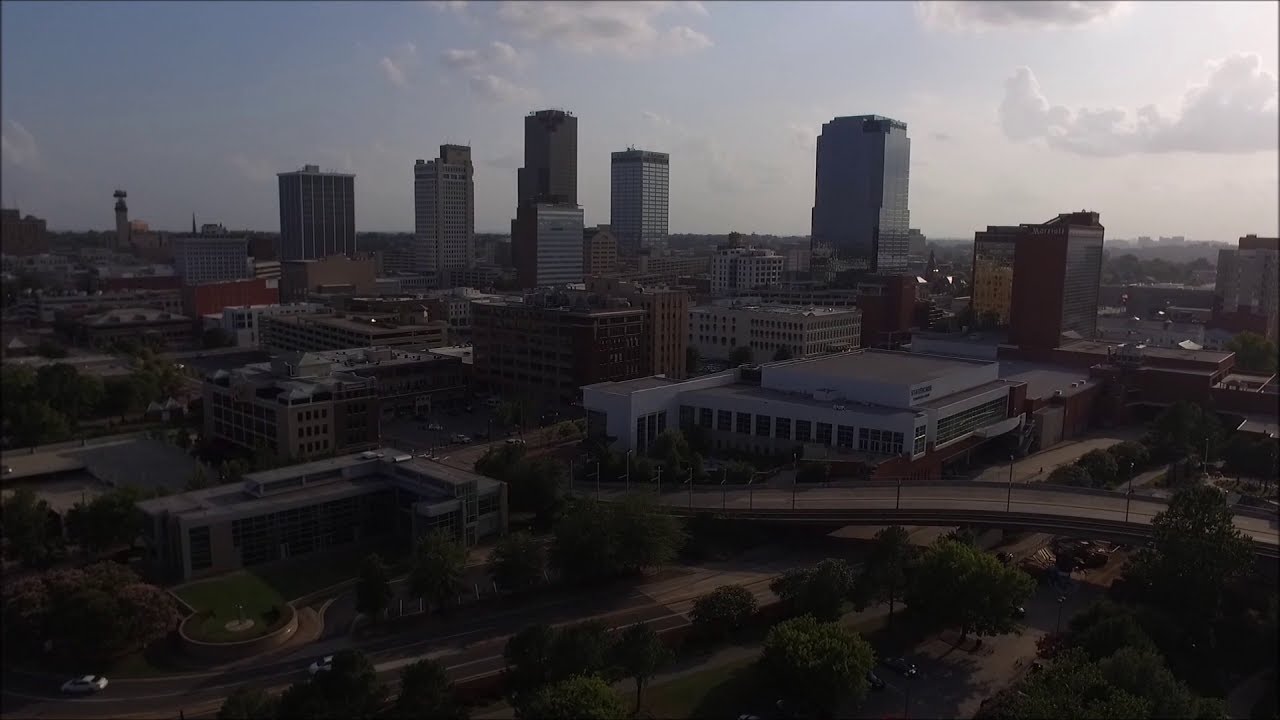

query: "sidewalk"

left=1227, top=667, right=1275, bottom=720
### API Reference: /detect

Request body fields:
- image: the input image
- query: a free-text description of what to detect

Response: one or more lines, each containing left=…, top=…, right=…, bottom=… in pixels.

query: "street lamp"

left=1055, top=595, right=1067, bottom=633
left=721, top=468, right=728, bottom=511
left=1125, top=464, right=1135, bottom=523
left=687, top=466, right=694, bottom=509
left=896, top=476, right=902, bottom=510
left=1006, top=454, right=1015, bottom=512
left=903, top=675, right=912, bottom=718
left=791, top=451, right=800, bottom=510
left=625, top=449, right=633, bottom=492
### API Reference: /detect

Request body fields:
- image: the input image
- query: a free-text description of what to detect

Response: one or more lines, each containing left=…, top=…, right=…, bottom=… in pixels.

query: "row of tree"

left=1, top=485, right=146, bottom=568
left=1048, top=441, right=1151, bottom=489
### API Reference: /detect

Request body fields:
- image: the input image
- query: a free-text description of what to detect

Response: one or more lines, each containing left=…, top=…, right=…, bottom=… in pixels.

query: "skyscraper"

left=414, top=146, right=475, bottom=285
left=278, top=164, right=356, bottom=261
left=1212, top=234, right=1279, bottom=340
left=517, top=110, right=578, bottom=206
left=610, top=149, right=669, bottom=256
left=810, top=115, right=911, bottom=274
left=1006, top=211, right=1106, bottom=349
left=113, top=190, right=130, bottom=249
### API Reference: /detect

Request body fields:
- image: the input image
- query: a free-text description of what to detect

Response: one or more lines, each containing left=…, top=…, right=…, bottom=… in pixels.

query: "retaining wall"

left=178, top=603, right=299, bottom=663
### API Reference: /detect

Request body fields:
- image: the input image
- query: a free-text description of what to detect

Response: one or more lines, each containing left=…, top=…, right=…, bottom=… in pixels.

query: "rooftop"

left=265, top=312, right=444, bottom=335
left=998, top=361, right=1095, bottom=400
left=81, top=307, right=191, bottom=325
left=585, top=375, right=691, bottom=396
left=772, top=350, right=993, bottom=385
left=686, top=383, right=913, bottom=418
left=1058, top=339, right=1233, bottom=365
left=695, top=303, right=858, bottom=317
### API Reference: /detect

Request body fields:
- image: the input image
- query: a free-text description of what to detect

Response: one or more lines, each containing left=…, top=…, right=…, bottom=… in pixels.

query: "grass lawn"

left=252, top=542, right=409, bottom=601
left=639, top=656, right=766, bottom=719
left=174, top=571, right=288, bottom=642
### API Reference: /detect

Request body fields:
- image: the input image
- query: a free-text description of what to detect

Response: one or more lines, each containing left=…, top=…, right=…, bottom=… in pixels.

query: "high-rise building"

left=414, top=146, right=475, bottom=284
left=907, top=228, right=927, bottom=257
left=610, top=149, right=669, bottom=256
left=1212, top=234, right=1280, bottom=340
left=970, top=225, right=1020, bottom=327
left=518, top=110, right=577, bottom=206
left=113, top=190, right=130, bottom=249
left=810, top=115, right=911, bottom=274
left=514, top=203, right=584, bottom=288
left=1006, top=211, right=1105, bottom=350
left=583, top=225, right=619, bottom=277
left=278, top=164, right=356, bottom=261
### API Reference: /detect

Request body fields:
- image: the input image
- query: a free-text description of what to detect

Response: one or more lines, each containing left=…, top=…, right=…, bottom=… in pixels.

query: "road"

left=0, top=552, right=797, bottom=720
left=972, top=434, right=1134, bottom=485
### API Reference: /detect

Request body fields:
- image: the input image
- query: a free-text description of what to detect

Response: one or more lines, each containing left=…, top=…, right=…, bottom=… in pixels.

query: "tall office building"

left=1212, top=234, right=1280, bottom=340
left=113, top=190, right=130, bottom=249
left=414, top=146, right=475, bottom=284
left=278, top=164, right=356, bottom=261
left=970, top=225, right=1020, bottom=327
left=610, top=149, right=669, bottom=256
left=1005, top=211, right=1106, bottom=350
left=810, top=115, right=911, bottom=274
left=517, top=110, right=578, bottom=206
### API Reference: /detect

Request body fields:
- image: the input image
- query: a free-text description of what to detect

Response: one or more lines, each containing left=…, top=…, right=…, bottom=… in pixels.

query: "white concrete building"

left=689, top=301, right=860, bottom=363
left=583, top=350, right=1021, bottom=467
left=172, top=236, right=251, bottom=285
left=527, top=203, right=585, bottom=287
left=710, top=246, right=784, bottom=294
left=216, top=303, right=327, bottom=347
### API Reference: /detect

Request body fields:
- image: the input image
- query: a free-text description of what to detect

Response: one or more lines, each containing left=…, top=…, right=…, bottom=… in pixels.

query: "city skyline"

left=1, top=1, right=1277, bottom=240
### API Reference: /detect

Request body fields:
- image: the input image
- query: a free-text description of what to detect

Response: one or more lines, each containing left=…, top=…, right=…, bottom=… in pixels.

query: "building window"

left=913, top=425, right=927, bottom=455
left=774, top=417, right=791, bottom=440
left=189, top=526, right=212, bottom=571
left=936, top=397, right=1007, bottom=446
left=755, top=415, right=771, bottom=437
left=679, top=405, right=694, bottom=428
left=699, top=408, right=713, bottom=428
left=795, top=420, right=812, bottom=443
left=815, top=423, right=832, bottom=446
left=837, top=425, right=855, bottom=449
left=717, top=410, right=732, bottom=431
left=859, top=428, right=905, bottom=456
left=734, top=412, right=751, bottom=434
left=477, top=494, right=500, bottom=516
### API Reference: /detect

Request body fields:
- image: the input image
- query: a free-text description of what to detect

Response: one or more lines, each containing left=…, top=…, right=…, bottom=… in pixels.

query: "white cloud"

left=440, top=41, right=522, bottom=71
left=1, top=120, right=40, bottom=169
left=425, top=0, right=468, bottom=13
left=1000, top=55, right=1279, bottom=156
left=468, top=74, right=537, bottom=104
left=492, top=1, right=712, bottom=58
left=379, top=42, right=418, bottom=88
left=915, top=1, right=1129, bottom=31
left=228, top=153, right=273, bottom=184
left=641, top=110, right=671, bottom=126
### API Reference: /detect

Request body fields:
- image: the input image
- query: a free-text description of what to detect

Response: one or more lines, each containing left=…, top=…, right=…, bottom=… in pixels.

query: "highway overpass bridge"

left=592, top=480, right=1280, bottom=560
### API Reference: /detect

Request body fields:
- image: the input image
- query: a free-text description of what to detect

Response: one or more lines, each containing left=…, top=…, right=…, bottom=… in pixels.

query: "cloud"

left=916, top=1, right=1129, bottom=31
left=1000, top=55, right=1279, bottom=156
left=492, top=1, right=712, bottom=58
left=641, top=110, right=671, bottom=126
left=379, top=42, right=418, bottom=88
left=932, top=132, right=953, bottom=142
left=425, top=0, right=468, bottom=13
left=1, top=120, right=40, bottom=169
left=468, top=74, right=536, bottom=104
left=440, top=41, right=521, bottom=71
left=228, top=153, right=273, bottom=184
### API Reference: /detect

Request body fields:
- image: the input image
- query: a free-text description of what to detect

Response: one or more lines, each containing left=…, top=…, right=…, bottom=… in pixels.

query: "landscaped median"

left=174, top=571, right=293, bottom=643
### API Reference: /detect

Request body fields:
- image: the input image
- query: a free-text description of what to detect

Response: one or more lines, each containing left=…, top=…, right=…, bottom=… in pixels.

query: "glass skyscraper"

left=610, top=149, right=670, bottom=256
left=278, top=164, right=356, bottom=261
left=810, top=115, right=911, bottom=274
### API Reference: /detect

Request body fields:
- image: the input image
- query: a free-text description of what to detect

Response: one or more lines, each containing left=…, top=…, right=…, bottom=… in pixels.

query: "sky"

left=1, top=1, right=1277, bottom=241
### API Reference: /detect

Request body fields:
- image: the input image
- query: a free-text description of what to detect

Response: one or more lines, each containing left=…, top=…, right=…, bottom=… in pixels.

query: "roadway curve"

left=597, top=480, right=1280, bottom=556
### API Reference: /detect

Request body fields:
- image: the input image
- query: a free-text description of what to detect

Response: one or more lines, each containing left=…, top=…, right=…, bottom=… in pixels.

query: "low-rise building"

left=710, top=246, right=784, bottom=294
left=259, top=310, right=448, bottom=353
left=172, top=236, right=251, bottom=285
left=689, top=301, right=861, bottom=362
left=279, top=254, right=378, bottom=303
left=137, top=450, right=508, bottom=581
left=0, top=208, right=49, bottom=256
left=182, top=277, right=280, bottom=318
left=21, top=289, right=183, bottom=324
left=585, top=276, right=689, bottom=378
left=74, top=307, right=195, bottom=350
left=215, top=303, right=326, bottom=347
left=583, top=225, right=619, bottom=277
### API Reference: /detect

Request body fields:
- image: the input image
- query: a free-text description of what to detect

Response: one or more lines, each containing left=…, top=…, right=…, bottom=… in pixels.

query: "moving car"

left=880, top=656, right=917, bottom=677
left=61, top=675, right=109, bottom=694
left=308, top=655, right=334, bottom=676
left=505, top=438, right=526, bottom=446
left=866, top=670, right=886, bottom=690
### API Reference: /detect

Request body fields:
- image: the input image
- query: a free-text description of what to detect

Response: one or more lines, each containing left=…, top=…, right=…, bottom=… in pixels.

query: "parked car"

left=427, top=422, right=444, bottom=431
left=880, top=656, right=917, bottom=677
left=61, top=675, right=109, bottom=694
left=505, top=438, right=526, bottom=446
left=866, top=670, right=886, bottom=690
left=308, top=655, right=334, bottom=676
left=1012, top=605, right=1026, bottom=619
left=996, top=552, right=1014, bottom=565
left=450, top=433, right=471, bottom=444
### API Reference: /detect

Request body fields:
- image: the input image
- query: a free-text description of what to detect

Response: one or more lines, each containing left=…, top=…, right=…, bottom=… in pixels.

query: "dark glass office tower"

left=810, top=115, right=911, bottom=274
left=610, top=149, right=670, bottom=256
left=278, top=164, right=356, bottom=261
left=517, top=110, right=578, bottom=206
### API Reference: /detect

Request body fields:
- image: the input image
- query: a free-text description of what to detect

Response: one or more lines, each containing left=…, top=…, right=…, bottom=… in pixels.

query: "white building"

left=710, top=246, right=784, bottom=294
left=689, top=301, right=861, bottom=362
left=172, top=236, right=251, bottom=285
left=610, top=149, right=669, bottom=256
left=583, top=350, right=1022, bottom=470
left=214, top=303, right=327, bottom=347
left=414, top=146, right=475, bottom=285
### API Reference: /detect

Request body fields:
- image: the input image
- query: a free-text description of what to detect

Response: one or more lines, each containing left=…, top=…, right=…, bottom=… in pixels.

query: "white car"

left=427, top=423, right=444, bottom=431
left=61, top=675, right=109, bottom=694
left=308, top=655, right=334, bottom=676
left=450, top=433, right=471, bottom=444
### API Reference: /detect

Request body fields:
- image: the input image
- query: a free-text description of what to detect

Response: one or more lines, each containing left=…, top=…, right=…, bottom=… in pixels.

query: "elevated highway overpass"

left=592, top=480, right=1280, bottom=559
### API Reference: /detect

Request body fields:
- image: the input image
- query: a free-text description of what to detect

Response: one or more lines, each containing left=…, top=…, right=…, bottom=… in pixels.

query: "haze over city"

left=1, top=0, right=1277, bottom=239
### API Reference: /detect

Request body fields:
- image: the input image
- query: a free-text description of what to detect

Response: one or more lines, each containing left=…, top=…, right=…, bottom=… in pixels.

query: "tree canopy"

left=905, top=539, right=1035, bottom=641
left=355, top=553, right=394, bottom=621
left=855, top=525, right=918, bottom=627
left=551, top=495, right=683, bottom=584
left=690, top=584, right=758, bottom=641
left=519, top=675, right=627, bottom=720
left=770, top=558, right=857, bottom=622
left=1226, top=332, right=1279, bottom=373
left=391, top=658, right=467, bottom=720
left=490, top=532, right=548, bottom=593
left=760, top=615, right=876, bottom=715
left=277, top=649, right=385, bottom=720
left=408, top=530, right=466, bottom=611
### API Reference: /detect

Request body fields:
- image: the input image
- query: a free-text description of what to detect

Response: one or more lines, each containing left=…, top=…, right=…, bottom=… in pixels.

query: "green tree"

left=1127, top=485, right=1253, bottom=625
left=551, top=498, right=618, bottom=585
left=408, top=530, right=466, bottom=611
left=760, top=615, right=875, bottom=715
left=855, top=525, right=917, bottom=628
left=906, top=539, right=1035, bottom=641
left=392, top=658, right=467, bottom=720
left=995, top=648, right=1153, bottom=720
left=1149, top=401, right=1222, bottom=463
left=504, top=624, right=556, bottom=704
left=1098, top=647, right=1223, bottom=719
left=772, top=345, right=794, bottom=361
left=0, top=487, right=60, bottom=568
left=690, top=584, right=758, bottom=641
left=64, top=486, right=144, bottom=555
left=611, top=622, right=673, bottom=712
left=1048, top=464, right=1093, bottom=487
left=548, top=620, right=616, bottom=683
left=10, top=402, right=71, bottom=447
left=217, top=687, right=277, bottom=720
left=490, top=532, right=547, bottom=593
left=1077, top=449, right=1119, bottom=488
left=610, top=494, right=684, bottom=576
left=355, top=553, right=394, bottom=622
left=770, top=558, right=856, bottom=622
left=1107, top=441, right=1150, bottom=479
left=186, top=465, right=213, bottom=491
left=1226, top=331, right=1279, bottom=373
left=509, top=457, right=565, bottom=529
left=519, top=675, right=627, bottom=720
left=728, top=346, right=754, bottom=365
left=277, top=649, right=385, bottom=720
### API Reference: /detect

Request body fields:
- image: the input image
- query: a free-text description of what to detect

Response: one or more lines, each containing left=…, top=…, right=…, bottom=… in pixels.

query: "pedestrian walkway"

left=1227, top=667, right=1275, bottom=720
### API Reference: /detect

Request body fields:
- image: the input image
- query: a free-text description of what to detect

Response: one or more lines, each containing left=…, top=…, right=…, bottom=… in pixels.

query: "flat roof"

left=686, top=383, right=914, bottom=418
left=998, top=361, right=1095, bottom=400
left=694, top=304, right=857, bottom=317
left=772, top=350, right=993, bottom=385
left=585, top=375, right=690, bottom=396
left=1060, top=339, right=1232, bottom=364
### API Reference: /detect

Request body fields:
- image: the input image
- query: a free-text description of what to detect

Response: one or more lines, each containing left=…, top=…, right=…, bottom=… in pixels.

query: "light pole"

left=687, top=467, right=694, bottom=509
left=655, top=464, right=663, bottom=496
left=1124, top=462, right=1135, bottom=523
left=625, top=449, right=633, bottom=492
left=721, top=468, right=728, bottom=511
left=896, top=477, right=902, bottom=510
left=593, top=460, right=601, bottom=500
left=1055, top=595, right=1066, bottom=633
left=748, top=476, right=755, bottom=509
left=791, top=452, right=799, bottom=510
left=1006, top=454, right=1015, bottom=512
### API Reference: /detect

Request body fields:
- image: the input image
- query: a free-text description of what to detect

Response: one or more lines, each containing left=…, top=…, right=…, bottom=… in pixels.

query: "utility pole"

left=792, top=451, right=799, bottom=510
left=593, top=460, right=601, bottom=500
left=655, top=464, right=663, bottom=496
left=721, top=468, right=728, bottom=511
left=625, top=449, right=633, bottom=492
left=1006, top=454, right=1015, bottom=512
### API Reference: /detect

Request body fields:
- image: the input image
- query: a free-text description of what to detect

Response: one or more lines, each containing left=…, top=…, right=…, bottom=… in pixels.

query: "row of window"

left=681, top=405, right=913, bottom=457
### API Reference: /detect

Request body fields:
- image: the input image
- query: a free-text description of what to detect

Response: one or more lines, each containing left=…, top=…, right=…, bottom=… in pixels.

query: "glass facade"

left=230, top=491, right=392, bottom=567
left=1061, top=232, right=1105, bottom=338
left=811, top=115, right=911, bottom=274
left=971, top=229, right=1018, bottom=326
left=935, top=397, right=1007, bottom=446
left=278, top=169, right=356, bottom=261
left=610, top=150, right=670, bottom=255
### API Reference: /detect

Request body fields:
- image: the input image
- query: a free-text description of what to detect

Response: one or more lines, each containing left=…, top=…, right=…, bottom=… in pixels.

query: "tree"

left=772, top=345, right=794, bottom=361
left=115, top=582, right=181, bottom=654
left=10, top=402, right=70, bottom=447
left=685, top=345, right=701, bottom=372
left=392, top=658, right=467, bottom=720
left=355, top=553, right=394, bottom=621
left=611, top=622, right=673, bottom=712
left=1077, top=449, right=1119, bottom=488
left=856, top=526, right=917, bottom=628
left=610, top=494, right=684, bottom=576
left=519, top=675, right=627, bottom=720
left=1127, top=485, right=1253, bottom=625
left=1226, top=331, right=1279, bottom=373
left=1108, top=441, right=1150, bottom=479
left=548, top=620, right=616, bottom=684
left=217, top=687, right=277, bottom=720
left=277, top=649, right=385, bottom=720
left=770, top=558, right=856, bottom=622
left=906, top=539, right=1035, bottom=641
left=1098, top=647, right=1222, bottom=719
left=728, top=346, right=754, bottom=365
left=1149, top=401, right=1222, bottom=463
left=1048, top=464, right=1093, bottom=488
left=0, top=487, right=60, bottom=568
left=504, top=624, right=557, bottom=703
left=186, top=465, right=213, bottom=491
left=995, top=648, right=1153, bottom=720
left=760, top=615, right=875, bottom=715
left=64, top=486, right=144, bottom=555
left=509, top=457, right=565, bottom=530
left=552, top=495, right=683, bottom=585
left=490, top=532, right=547, bottom=593
left=690, top=584, right=758, bottom=641
left=408, top=530, right=466, bottom=611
